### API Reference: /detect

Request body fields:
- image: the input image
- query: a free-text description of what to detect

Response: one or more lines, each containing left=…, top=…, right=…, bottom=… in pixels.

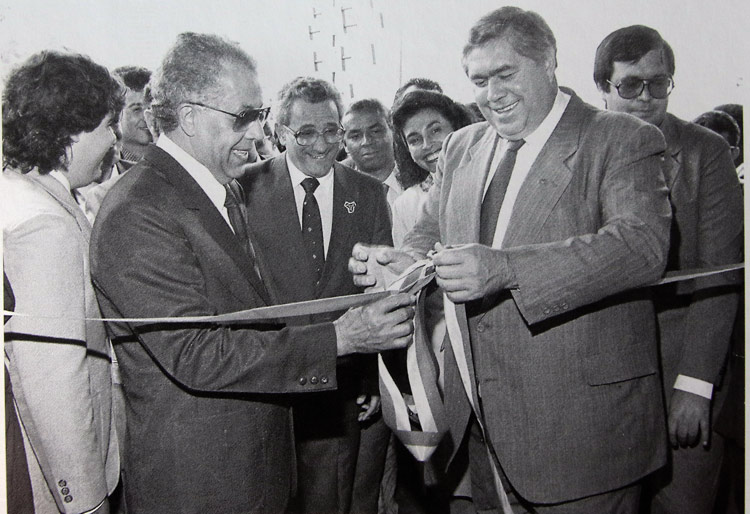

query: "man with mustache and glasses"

left=595, top=25, right=743, bottom=514
left=240, top=77, right=393, bottom=514
left=91, top=36, right=414, bottom=514
left=350, top=7, right=673, bottom=513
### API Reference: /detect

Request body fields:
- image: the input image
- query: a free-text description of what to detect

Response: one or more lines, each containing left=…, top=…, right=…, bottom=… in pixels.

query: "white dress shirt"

left=482, top=89, right=571, bottom=249
left=286, top=154, right=334, bottom=258
left=382, top=165, right=404, bottom=209
left=156, top=135, right=233, bottom=230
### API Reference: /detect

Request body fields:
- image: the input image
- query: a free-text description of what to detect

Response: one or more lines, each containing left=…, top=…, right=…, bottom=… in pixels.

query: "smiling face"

left=402, top=108, right=453, bottom=174
left=280, top=99, right=342, bottom=178
left=190, top=64, right=265, bottom=184
left=342, top=110, right=395, bottom=178
left=120, top=88, right=152, bottom=148
left=66, top=113, right=117, bottom=188
left=465, top=35, right=557, bottom=140
left=601, top=49, right=670, bottom=127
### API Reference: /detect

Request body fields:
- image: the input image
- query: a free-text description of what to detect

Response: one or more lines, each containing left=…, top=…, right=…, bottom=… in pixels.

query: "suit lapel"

left=501, top=96, right=580, bottom=248
left=658, top=114, right=681, bottom=191
left=27, top=171, right=92, bottom=242
left=145, top=146, right=271, bottom=304
left=444, top=128, right=500, bottom=245
left=318, top=163, right=357, bottom=298
left=245, top=156, right=316, bottom=303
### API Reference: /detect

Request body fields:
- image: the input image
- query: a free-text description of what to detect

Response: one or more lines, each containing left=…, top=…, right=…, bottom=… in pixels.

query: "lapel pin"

left=344, top=201, right=356, bottom=214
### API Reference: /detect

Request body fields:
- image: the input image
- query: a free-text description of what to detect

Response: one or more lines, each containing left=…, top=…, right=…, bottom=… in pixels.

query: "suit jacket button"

left=321, top=376, right=328, bottom=384
left=58, top=480, right=67, bottom=487
left=64, top=495, right=73, bottom=503
left=298, top=377, right=307, bottom=386
left=61, top=487, right=70, bottom=495
left=476, top=323, right=485, bottom=332
left=543, top=308, right=551, bottom=315
left=310, top=376, right=319, bottom=385
left=561, top=302, right=568, bottom=310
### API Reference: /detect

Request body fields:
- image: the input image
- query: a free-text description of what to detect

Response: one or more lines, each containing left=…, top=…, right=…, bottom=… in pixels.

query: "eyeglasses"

left=187, top=101, right=270, bottom=132
left=281, top=124, right=345, bottom=146
left=607, top=77, right=674, bottom=100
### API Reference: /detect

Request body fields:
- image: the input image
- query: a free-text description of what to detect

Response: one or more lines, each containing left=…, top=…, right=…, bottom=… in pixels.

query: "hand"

left=334, top=292, right=415, bottom=356
left=356, top=394, right=381, bottom=422
left=668, top=389, right=711, bottom=448
left=348, top=243, right=415, bottom=291
left=431, top=243, right=514, bottom=303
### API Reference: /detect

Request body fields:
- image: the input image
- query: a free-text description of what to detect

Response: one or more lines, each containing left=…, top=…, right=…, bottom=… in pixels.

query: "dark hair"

left=151, top=32, right=257, bottom=133
left=113, top=65, right=152, bottom=92
left=461, top=7, right=556, bottom=72
left=344, top=98, right=390, bottom=127
left=714, top=104, right=743, bottom=165
left=275, top=76, right=344, bottom=127
left=391, top=90, right=473, bottom=189
left=2, top=50, right=124, bottom=174
left=693, top=110, right=741, bottom=147
left=392, top=78, right=443, bottom=105
left=594, top=25, right=675, bottom=92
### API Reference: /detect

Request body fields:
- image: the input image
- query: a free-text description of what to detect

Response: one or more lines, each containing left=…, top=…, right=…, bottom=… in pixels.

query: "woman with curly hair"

left=2, top=50, right=124, bottom=514
left=390, top=90, right=473, bottom=247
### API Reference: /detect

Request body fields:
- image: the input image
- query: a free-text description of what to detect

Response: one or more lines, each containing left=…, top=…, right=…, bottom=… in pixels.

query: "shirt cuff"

left=81, top=499, right=106, bottom=514
left=673, top=374, right=713, bottom=399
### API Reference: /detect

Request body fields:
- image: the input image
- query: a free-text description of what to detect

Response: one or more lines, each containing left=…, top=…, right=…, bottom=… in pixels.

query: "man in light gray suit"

left=349, top=7, right=672, bottom=513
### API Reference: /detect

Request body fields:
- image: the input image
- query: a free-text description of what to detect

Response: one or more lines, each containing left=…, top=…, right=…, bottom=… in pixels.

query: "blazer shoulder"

left=665, top=113, right=731, bottom=156
left=335, top=163, right=386, bottom=193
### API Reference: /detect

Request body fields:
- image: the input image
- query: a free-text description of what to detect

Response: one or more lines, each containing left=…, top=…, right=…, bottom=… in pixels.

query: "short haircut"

left=714, top=104, right=742, bottom=135
left=461, top=7, right=556, bottom=72
left=150, top=32, right=257, bottom=133
left=693, top=110, right=741, bottom=147
left=343, top=98, right=391, bottom=128
left=391, top=90, right=473, bottom=189
left=113, top=65, right=152, bottom=92
left=2, top=50, right=124, bottom=174
left=274, top=76, right=344, bottom=127
left=594, top=25, right=675, bottom=92
left=393, top=78, right=443, bottom=105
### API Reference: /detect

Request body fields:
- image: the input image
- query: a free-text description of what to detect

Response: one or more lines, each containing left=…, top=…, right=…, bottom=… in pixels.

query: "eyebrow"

left=469, top=64, right=515, bottom=80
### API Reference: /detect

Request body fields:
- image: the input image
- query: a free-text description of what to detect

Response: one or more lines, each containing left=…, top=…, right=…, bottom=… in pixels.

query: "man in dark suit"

left=350, top=7, right=673, bottom=513
left=240, top=76, right=392, bottom=514
left=90, top=33, right=414, bottom=514
left=595, top=25, right=743, bottom=514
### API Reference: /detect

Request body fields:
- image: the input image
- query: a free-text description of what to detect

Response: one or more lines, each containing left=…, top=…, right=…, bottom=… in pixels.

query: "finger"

left=431, top=248, right=467, bottom=266
left=377, top=292, right=417, bottom=312
left=356, top=394, right=366, bottom=406
left=374, top=247, right=397, bottom=265
left=352, top=243, right=371, bottom=261
left=668, top=420, right=678, bottom=448
left=348, top=257, right=369, bottom=274
left=353, top=274, right=376, bottom=288
left=700, top=417, right=710, bottom=448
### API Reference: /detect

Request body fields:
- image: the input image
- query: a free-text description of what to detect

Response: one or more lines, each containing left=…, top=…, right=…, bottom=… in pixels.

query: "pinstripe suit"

left=403, top=90, right=672, bottom=505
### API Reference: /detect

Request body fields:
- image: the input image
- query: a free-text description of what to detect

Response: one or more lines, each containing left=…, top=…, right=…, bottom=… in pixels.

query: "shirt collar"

left=49, top=170, right=71, bottom=192
left=522, top=88, right=571, bottom=150
left=156, top=134, right=228, bottom=212
left=286, top=153, right=334, bottom=188
left=382, top=165, right=403, bottom=194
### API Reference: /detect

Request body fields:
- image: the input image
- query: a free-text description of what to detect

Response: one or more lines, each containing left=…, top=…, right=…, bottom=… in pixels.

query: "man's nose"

left=487, top=77, right=508, bottom=102
left=637, top=82, right=653, bottom=101
left=243, top=119, right=265, bottom=140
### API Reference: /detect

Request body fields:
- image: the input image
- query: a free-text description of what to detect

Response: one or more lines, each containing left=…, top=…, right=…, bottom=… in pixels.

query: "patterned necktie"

left=224, top=182, right=263, bottom=284
left=479, top=139, right=525, bottom=246
left=301, top=177, right=324, bottom=284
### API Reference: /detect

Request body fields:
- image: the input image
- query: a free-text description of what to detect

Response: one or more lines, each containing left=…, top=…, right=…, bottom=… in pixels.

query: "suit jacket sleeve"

left=504, top=122, right=672, bottom=325
left=5, top=213, right=108, bottom=514
left=677, top=141, right=743, bottom=385
left=91, top=196, right=338, bottom=395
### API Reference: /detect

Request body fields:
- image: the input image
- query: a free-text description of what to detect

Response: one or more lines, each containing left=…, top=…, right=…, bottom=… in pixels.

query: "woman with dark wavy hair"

left=390, top=90, right=472, bottom=246
left=2, top=50, right=124, bottom=514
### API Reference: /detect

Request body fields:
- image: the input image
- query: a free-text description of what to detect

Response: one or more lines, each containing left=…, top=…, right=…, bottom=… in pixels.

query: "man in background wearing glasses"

left=239, top=76, right=394, bottom=514
left=595, top=25, right=743, bottom=514
left=91, top=37, right=414, bottom=514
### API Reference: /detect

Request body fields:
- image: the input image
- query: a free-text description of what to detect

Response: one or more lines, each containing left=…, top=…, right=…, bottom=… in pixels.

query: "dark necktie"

left=301, top=177, right=324, bottom=283
left=479, top=138, right=525, bottom=246
left=224, top=182, right=263, bottom=282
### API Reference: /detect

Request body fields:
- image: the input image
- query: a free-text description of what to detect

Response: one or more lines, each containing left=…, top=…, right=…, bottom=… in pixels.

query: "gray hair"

left=461, top=7, right=557, bottom=72
left=274, top=76, right=344, bottom=127
left=150, top=32, right=257, bottom=133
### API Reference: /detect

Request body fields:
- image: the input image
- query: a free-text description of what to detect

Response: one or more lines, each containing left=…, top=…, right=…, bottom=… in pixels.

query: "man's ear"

left=276, top=123, right=289, bottom=146
left=177, top=104, right=197, bottom=137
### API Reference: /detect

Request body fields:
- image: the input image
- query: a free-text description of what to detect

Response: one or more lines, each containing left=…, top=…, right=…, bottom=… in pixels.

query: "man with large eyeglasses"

left=239, top=76, right=395, bottom=514
left=595, top=25, right=743, bottom=514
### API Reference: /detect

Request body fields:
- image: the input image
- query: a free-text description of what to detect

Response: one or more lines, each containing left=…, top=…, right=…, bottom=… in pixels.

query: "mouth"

left=424, top=151, right=440, bottom=163
left=232, top=149, right=251, bottom=161
left=306, top=152, right=330, bottom=160
left=491, top=100, right=520, bottom=115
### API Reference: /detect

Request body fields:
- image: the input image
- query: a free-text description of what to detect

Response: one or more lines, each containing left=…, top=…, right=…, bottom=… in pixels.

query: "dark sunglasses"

left=607, top=76, right=674, bottom=100
left=187, top=101, right=270, bottom=132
